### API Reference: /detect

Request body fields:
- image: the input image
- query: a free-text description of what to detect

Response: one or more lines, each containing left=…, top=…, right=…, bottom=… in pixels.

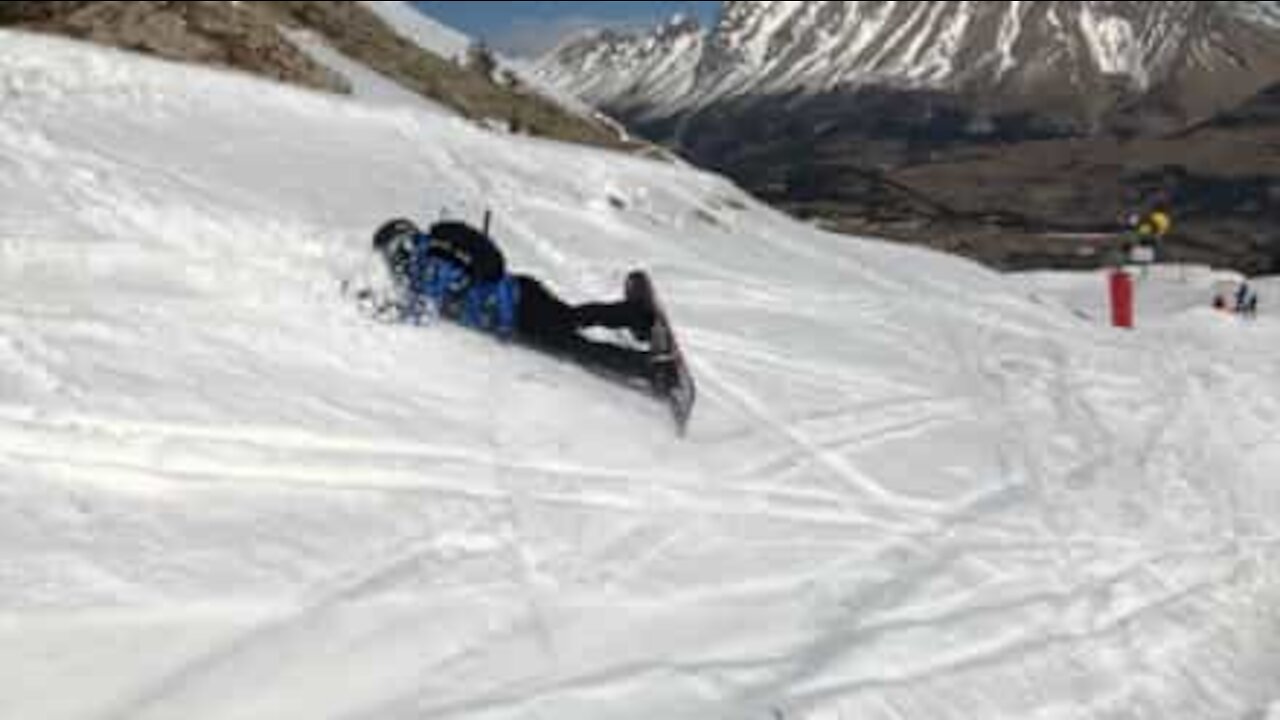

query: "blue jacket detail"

left=400, top=233, right=520, bottom=338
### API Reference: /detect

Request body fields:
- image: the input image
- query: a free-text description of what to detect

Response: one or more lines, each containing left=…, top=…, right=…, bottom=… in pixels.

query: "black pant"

left=514, top=276, right=652, bottom=381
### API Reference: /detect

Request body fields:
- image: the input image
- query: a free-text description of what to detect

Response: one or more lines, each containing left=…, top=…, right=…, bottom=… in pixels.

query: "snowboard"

left=627, top=270, right=697, bottom=437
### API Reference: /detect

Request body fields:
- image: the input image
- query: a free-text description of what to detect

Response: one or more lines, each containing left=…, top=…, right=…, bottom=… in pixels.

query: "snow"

left=506, top=55, right=635, bottom=136
left=994, top=0, right=1027, bottom=78
left=360, top=0, right=472, bottom=62
left=1077, top=6, right=1146, bottom=85
left=909, top=2, right=971, bottom=85
left=357, top=2, right=622, bottom=134
left=3, top=27, right=1280, bottom=720
left=532, top=23, right=705, bottom=122
left=283, top=29, right=454, bottom=114
left=1237, top=1, right=1280, bottom=30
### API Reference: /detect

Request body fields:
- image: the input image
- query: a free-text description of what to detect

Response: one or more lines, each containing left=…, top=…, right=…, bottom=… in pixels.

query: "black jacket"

left=426, top=222, right=506, bottom=284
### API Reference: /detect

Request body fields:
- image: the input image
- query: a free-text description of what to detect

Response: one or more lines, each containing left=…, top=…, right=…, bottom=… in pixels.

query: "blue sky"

left=413, top=2, right=720, bottom=57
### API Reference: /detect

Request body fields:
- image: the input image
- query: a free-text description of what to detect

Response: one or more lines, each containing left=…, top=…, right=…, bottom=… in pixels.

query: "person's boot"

left=625, top=270, right=657, bottom=344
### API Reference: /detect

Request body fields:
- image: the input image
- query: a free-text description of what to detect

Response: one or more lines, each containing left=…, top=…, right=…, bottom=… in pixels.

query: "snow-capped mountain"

left=539, top=1, right=1280, bottom=128
left=535, top=1, right=1280, bottom=274
left=1238, top=0, right=1280, bottom=29
left=537, top=14, right=705, bottom=118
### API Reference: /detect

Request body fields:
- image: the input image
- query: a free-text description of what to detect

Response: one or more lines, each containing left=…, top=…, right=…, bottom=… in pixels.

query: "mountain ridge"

left=541, top=1, right=1280, bottom=133
left=538, top=1, right=1280, bottom=271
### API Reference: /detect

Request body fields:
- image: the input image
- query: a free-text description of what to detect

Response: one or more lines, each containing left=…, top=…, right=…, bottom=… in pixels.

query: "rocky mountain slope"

left=0, top=1, right=631, bottom=149
left=539, top=1, right=1280, bottom=271
left=0, top=1, right=346, bottom=92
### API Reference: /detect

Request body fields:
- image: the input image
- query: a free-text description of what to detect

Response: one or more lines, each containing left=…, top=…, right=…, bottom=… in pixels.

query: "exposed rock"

left=1, top=1, right=348, bottom=92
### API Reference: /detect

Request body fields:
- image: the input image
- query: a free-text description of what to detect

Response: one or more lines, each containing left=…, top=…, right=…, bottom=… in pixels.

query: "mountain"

left=538, top=1, right=1280, bottom=272
left=5, top=26, right=1280, bottom=720
left=537, top=14, right=706, bottom=121
left=360, top=0, right=471, bottom=62
left=0, top=1, right=632, bottom=149
left=543, top=1, right=1280, bottom=133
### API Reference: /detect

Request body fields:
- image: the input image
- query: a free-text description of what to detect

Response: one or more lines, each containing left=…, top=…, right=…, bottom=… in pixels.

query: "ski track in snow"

left=1, top=28, right=1279, bottom=720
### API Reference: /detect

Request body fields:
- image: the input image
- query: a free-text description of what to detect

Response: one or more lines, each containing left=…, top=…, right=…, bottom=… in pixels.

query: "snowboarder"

left=369, top=218, right=675, bottom=391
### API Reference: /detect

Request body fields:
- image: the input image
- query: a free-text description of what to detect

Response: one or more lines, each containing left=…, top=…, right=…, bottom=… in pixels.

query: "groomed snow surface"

left=2, top=29, right=1280, bottom=720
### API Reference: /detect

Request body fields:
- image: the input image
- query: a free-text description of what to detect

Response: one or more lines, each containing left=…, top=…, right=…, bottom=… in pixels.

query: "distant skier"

left=1135, top=208, right=1172, bottom=240
left=1236, top=282, right=1259, bottom=319
left=1130, top=207, right=1172, bottom=262
left=368, top=218, right=676, bottom=391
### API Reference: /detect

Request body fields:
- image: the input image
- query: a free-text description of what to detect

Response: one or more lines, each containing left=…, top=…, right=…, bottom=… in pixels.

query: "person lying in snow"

left=369, top=218, right=676, bottom=392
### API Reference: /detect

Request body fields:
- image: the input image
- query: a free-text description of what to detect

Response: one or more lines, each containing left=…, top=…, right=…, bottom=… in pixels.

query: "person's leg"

left=514, top=276, right=578, bottom=338
left=514, top=276, right=653, bottom=383
left=572, top=270, right=655, bottom=338
left=571, top=301, right=652, bottom=336
left=515, top=276, right=652, bottom=338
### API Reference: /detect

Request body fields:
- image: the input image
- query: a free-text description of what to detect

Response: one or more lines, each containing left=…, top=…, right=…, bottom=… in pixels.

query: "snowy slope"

left=282, top=28, right=454, bottom=114
left=2, top=28, right=1280, bottom=720
left=360, top=2, right=629, bottom=137
left=360, top=0, right=472, bottom=62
